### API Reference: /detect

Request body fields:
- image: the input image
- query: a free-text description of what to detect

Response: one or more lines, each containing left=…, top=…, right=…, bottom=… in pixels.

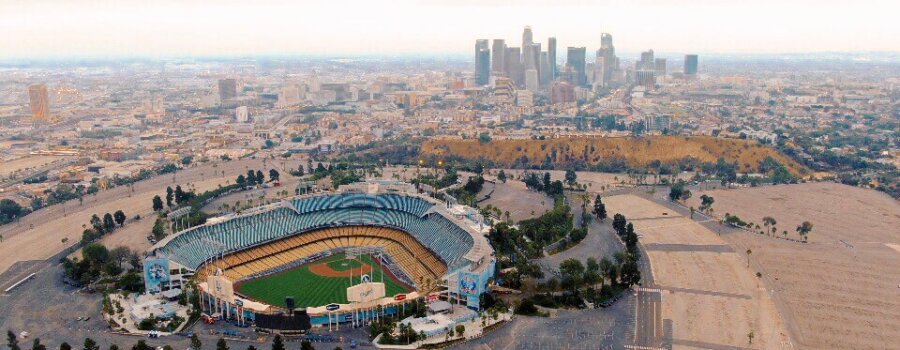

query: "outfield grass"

left=236, top=254, right=412, bottom=308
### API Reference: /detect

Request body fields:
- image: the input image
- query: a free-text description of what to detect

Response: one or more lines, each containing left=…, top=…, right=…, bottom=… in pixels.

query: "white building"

left=235, top=106, right=249, bottom=123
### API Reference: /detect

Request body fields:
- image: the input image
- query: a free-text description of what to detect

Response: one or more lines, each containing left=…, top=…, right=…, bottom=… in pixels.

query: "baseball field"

left=236, top=254, right=412, bottom=308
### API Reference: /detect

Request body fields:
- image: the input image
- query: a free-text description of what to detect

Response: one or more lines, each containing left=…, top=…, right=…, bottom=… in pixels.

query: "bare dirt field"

left=605, top=194, right=791, bottom=350
left=686, top=182, right=899, bottom=243
left=0, top=158, right=298, bottom=275
left=487, top=169, right=634, bottom=192
left=685, top=183, right=900, bottom=349
left=478, top=180, right=554, bottom=222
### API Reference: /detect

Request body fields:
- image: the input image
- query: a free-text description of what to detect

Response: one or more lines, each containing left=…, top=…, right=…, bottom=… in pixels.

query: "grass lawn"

left=236, top=254, right=412, bottom=308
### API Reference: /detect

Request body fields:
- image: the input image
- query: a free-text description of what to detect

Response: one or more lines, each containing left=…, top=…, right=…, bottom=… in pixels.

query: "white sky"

left=2, top=0, right=898, bottom=58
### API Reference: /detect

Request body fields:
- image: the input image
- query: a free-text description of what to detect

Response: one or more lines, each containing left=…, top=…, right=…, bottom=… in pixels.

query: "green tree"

left=83, top=338, right=100, bottom=350
left=60, top=343, right=72, bottom=350
left=796, top=221, right=813, bottom=241
left=256, top=170, right=265, bottom=185
left=113, top=210, right=126, bottom=227
left=109, top=345, right=119, bottom=350
left=190, top=334, right=202, bottom=350
left=165, top=187, right=174, bottom=208
left=271, top=335, right=285, bottom=350
left=82, top=243, right=110, bottom=265
left=0, top=199, right=25, bottom=224
left=619, top=259, right=642, bottom=286
left=564, top=169, right=577, bottom=186
left=668, top=182, right=684, bottom=201
left=131, top=341, right=150, bottom=350
left=699, top=195, right=715, bottom=213
left=454, top=324, right=466, bottom=338
left=269, top=169, right=280, bottom=182
left=90, top=214, right=104, bottom=233
left=110, top=246, right=131, bottom=269
left=246, top=346, right=257, bottom=350
left=216, top=338, right=228, bottom=350
left=246, top=170, right=257, bottom=185
left=300, top=340, right=315, bottom=350
left=559, top=258, right=586, bottom=293
left=592, top=195, right=607, bottom=221
left=152, top=195, right=163, bottom=211
left=102, top=213, right=115, bottom=232
left=31, top=339, right=46, bottom=350
left=7, top=330, right=21, bottom=350
left=584, top=257, right=601, bottom=286
left=612, top=213, right=627, bottom=234
left=174, top=185, right=186, bottom=204
left=497, top=170, right=507, bottom=183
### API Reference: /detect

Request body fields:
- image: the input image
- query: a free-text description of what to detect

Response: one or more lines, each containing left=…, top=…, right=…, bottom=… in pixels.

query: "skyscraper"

left=593, top=56, right=606, bottom=90
left=491, top=39, right=506, bottom=75
left=566, top=47, right=587, bottom=87
left=548, top=37, right=557, bottom=80
left=539, top=52, right=552, bottom=86
left=655, top=58, right=667, bottom=76
left=218, top=78, right=237, bottom=102
left=522, top=26, right=536, bottom=72
left=684, top=54, right=699, bottom=76
left=638, top=50, right=655, bottom=70
left=475, top=39, right=491, bottom=86
left=525, top=69, right=539, bottom=92
left=505, top=47, right=523, bottom=87
left=28, top=84, right=50, bottom=124
left=530, top=43, right=541, bottom=79
left=596, top=33, right=618, bottom=87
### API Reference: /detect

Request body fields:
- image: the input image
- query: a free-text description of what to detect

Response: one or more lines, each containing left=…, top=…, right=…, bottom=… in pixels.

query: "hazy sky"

left=2, top=0, right=898, bottom=59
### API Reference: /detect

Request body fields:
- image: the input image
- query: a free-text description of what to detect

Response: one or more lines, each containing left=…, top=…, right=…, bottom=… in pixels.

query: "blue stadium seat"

left=159, top=194, right=475, bottom=271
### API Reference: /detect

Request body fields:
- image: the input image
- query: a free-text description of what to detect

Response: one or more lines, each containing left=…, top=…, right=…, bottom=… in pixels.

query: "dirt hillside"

left=421, top=136, right=806, bottom=175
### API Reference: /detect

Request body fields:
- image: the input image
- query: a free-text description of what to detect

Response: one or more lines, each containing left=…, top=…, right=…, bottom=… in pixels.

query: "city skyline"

left=2, top=0, right=899, bottom=59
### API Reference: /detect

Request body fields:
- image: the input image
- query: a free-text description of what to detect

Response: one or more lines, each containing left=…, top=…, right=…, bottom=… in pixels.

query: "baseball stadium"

left=143, top=181, right=495, bottom=331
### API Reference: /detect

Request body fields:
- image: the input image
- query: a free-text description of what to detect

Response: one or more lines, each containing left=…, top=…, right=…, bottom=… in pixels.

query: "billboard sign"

left=458, top=272, right=479, bottom=297
left=143, top=259, right=170, bottom=293
left=466, top=294, right=480, bottom=310
left=347, top=282, right=385, bottom=303
left=207, top=275, right=235, bottom=303
left=394, top=294, right=407, bottom=301
left=325, top=303, right=341, bottom=311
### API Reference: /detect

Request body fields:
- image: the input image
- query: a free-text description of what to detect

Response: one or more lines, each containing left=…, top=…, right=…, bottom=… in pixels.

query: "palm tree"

left=578, top=192, right=591, bottom=211
left=746, top=249, right=752, bottom=267
left=762, top=216, right=777, bottom=237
